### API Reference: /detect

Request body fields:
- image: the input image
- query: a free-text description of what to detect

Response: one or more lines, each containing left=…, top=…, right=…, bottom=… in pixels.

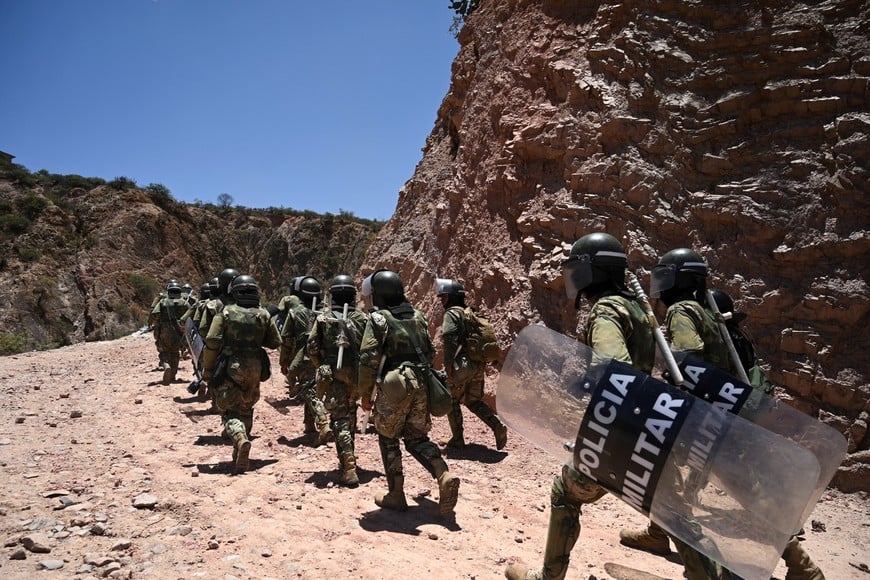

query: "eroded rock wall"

left=361, top=0, right=869, bottom=490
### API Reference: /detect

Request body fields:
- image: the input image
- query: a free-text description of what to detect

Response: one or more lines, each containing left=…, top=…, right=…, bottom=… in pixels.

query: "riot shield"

left=674, top=352, right=847, bottom=530
left=184, top=318, right=205, bottom=375
left=498, top=325, right=829, bottom=580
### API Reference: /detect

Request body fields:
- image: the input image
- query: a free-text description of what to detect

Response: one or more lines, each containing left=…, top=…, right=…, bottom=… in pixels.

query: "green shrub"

left=1, top=214, right=31, bottom=233
left=15, top=194, right=49, bottom=219
left=17, top=246, right=41, bottom=261
left=0, top=331, right=29, bottom=355
left=128, top=272, right=158, bottom=302
left=108, top=176, right=137, bottom=190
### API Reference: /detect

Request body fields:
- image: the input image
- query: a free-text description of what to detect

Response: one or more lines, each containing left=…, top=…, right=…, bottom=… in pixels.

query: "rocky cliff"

left=0, top=173, right=379, bottom=350
left=360, top=0, right=869, bottom=490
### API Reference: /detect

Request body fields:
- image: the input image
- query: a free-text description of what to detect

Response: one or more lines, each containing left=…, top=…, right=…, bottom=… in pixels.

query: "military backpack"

left=463, top=307, right=500, bottom=363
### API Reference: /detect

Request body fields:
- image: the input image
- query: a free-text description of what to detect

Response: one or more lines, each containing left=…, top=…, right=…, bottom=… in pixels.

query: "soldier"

left=505, top=233, right=723, bottom=580
left=181, top=281, right=213, bottom=396
left=149, top=278, right=178, bottom=369
left=279, top=275, right=333, bottom=445
left=148, top=280, right=188, bottom=385
left=618, top=249, right=825, bottom=580
left=434, top=278, right=508, bottom=450
left=358, top=269, right=460, bottom=518
left=307, top=275, right=369, bottom=487
left=201, top=275, right=280, bottom=474
left=199, top=269, right=239, bottom=337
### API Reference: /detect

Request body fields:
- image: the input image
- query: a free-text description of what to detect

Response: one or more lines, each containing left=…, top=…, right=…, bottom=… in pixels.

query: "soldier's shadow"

left=188, top=458, right=279, bottom=475
left=358, top=498, right=462, bottom=535
left=193, top=435, right=228, bottom=446
left=304, top=467, right=382, bottom=489
left=441, top=443, right=507, bottom=464
left=275, top=433, right=318, bottom=448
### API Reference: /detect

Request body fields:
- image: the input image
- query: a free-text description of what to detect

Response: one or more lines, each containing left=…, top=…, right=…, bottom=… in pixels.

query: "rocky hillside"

left=0, top=167, right=380, bottom=350
left=359, top=0, right=869, bottom=490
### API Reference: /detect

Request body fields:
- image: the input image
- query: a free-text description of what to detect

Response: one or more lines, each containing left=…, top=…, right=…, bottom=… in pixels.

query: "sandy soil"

left=0, top=332, right=867, bottom=579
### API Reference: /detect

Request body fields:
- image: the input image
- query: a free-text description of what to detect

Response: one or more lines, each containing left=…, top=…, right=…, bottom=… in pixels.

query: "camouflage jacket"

left=585, top=292, right=655, bottom=374
left=440, top=305, right=466, bottom=370
left=358, top=307, right=433, bottom=399
left=307, top=305, right=368, bottom=369
left=666, top=299, right=741, bottom=377
left=202, top=304, right=280, bottom=381
left=279, top=299, right=315, bottom=371
left=148, top=295, right=188, bottom=335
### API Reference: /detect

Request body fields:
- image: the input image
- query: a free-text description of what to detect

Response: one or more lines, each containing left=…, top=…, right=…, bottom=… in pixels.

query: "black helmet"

left=166, top=280, right=183, bottom=298
left=705, top=289, right=734, bottom=315
left=199, top=283, right=212, bottom=300
left=218, top=268, right=240, bottom=296
left=208, top=277, right=220, bottom=296
left=293, top=276, right=321, bottom=298
left=561, top=233, right=627, bottom=302
left=182, top=283, right=192, bottom=292
left=229, top=275, right=261, bottom=308
left=435, top=278, right=466, bottom=308
left=329, top=274, right=356, bottom=307
left=361, top=269, right=404, bottom=308
left=649, top=248, right=707, bottom=301
left=166, top=278, right=180, bottom=287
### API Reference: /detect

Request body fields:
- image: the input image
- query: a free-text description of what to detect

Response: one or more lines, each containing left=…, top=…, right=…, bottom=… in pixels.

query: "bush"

left=128, top=272, right=159, bottom=303
left=0, top=331, right=29, bottom=355
left=0, top=214, right=31, bottom=233
left=108, top=176, right=137, bottom=190
left=15, top=194, right=50, bottom=220
left=17, top=246, right=41, bottom=261
left=145, top=182, right=173, bottom=199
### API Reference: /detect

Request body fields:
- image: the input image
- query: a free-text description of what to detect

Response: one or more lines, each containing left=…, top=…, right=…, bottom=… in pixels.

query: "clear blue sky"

left=1, top=1, right=461, bottom=220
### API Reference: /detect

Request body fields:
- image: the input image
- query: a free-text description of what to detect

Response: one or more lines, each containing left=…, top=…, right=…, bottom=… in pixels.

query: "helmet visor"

left=649, top=264, right=677, bottom=298
left=434, top=278, right=454, bottom=296
left=561, top=255, right=593, bottom=300
left=361, top=273, right=374, bottom=297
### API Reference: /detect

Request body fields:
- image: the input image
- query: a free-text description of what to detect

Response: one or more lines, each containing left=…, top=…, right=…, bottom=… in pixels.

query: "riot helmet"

left=208, top=277, right=220, bottom=297
left=649, top=248, right=707, bottom=305
left=166, top=281, right=183, bottom=299
left=435, top=278, right=466, bottom=308
left=361, top=269, right=404, bottom=308
left=218, top=268, right=240, bottom=296
left=293, top=276, right=321, bottom=309
left=702, top=289, right=746, bottom=325
left=329, top=274, right=356, bottom=307
left=561, top=233, right=627, bottom=306
left=229, top=275, right=261, bottom=308
left=199, top=283, right=212, bottom=300
left=182, top=283, right=192, bottom=293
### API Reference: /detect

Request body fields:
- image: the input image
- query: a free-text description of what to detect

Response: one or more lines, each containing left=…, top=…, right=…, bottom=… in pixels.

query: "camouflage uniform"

left=202, top=303, right=280, bottom=473
left=307, top=303, right=369, bottom=486
left=440, top=305, right=507, bottom=450
left=666, top=299, right=824, bottom=580
left=358, top=306, right=460, bottom=517
left=148, top=292, right=188, bottom=385
left=507, top=292, right=722, bottom=580
left=279, top=297, right=332, bottom=444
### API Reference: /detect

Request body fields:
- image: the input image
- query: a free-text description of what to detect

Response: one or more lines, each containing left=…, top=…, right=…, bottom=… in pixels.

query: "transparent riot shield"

left=498, top=325, right=835, bottom=580
left=675, top=352, right=847, bottom=530
left=184, top=318, right=205, bottom=373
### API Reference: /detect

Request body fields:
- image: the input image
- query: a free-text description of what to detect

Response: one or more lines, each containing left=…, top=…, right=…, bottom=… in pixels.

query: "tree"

left=449, top=0, right=479, bottom=18
left=217, top=193, right=234, bottom=208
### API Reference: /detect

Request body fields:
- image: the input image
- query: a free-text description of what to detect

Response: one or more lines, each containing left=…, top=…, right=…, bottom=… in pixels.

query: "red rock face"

left=361, top=1, right=869, bottom=490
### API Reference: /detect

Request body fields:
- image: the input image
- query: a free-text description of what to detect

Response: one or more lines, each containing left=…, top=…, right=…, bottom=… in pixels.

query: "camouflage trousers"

left=552, top=464, right=723, bottom=580
left=316, top=365, right=359, bottom=463
left=373, top=363, right=431, bottom=440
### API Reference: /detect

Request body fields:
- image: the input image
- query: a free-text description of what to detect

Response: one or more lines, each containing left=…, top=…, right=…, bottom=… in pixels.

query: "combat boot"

left=782, top=535, right=825, bottom=580
left=374, top=475, right=408, bottom=511
left=232, top=432, right=251, bottom=474
left=437, top=470, right=460, bottom=517
left=439, top=399, right=466, bottom=448
left=505, top=501, right=581, bottom=580
left=162, top=362, right=173, bottom=385
left=619, top=521, right=672, bottom=555
left=469, top=400, right=508, bottom=450
left=339, top=453, right=359, bottom=488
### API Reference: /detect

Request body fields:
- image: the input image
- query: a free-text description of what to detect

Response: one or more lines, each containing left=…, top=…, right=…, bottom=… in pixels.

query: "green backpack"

left=463, top=308, right=500, bottom=363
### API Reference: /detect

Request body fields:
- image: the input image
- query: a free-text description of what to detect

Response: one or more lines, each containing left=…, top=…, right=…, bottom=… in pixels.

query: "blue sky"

left=1, top=1, right=461, bottom=220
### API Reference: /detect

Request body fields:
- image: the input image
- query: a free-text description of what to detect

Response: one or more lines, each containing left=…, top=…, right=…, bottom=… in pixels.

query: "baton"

left=628, top=272, right=684, bottom=386
left=705, top=289, right=751, bottom=384
left=336, top=302, right=349, bottom=370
